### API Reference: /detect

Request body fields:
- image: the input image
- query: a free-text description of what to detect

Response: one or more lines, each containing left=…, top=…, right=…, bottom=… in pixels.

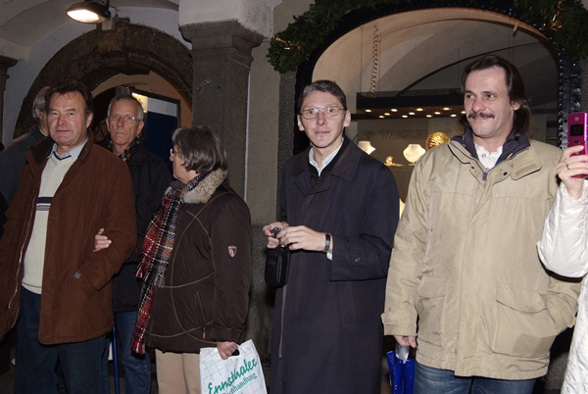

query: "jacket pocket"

left=492, top=283, right=558, bottom=359
left=416, top=279, right=447, bottom=347
left=193, top=290, right=208, bottom=338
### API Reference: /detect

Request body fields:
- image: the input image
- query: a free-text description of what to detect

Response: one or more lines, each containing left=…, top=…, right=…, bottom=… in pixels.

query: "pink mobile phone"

left=568, top=112, right=588, bottom=178
left=568, top=112, right=588, bottom=155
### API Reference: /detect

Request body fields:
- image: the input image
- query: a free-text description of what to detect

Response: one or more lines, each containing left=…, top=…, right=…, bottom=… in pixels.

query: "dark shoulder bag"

left=265, top=245, right=290, bottom=287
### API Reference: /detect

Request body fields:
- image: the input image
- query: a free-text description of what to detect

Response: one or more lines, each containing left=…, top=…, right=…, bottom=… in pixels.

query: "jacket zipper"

left=194, top=290, right=207, bottom=339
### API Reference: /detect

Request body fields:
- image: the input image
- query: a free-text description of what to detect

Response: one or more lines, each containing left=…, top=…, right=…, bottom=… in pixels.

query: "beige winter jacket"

left=382, top=137, right=580, bottom=380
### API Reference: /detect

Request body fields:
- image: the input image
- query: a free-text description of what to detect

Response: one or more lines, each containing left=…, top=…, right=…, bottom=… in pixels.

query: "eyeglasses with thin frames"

left=300, top=106, right=344, bottom=120
left=108, top=114, right=140, bottom=123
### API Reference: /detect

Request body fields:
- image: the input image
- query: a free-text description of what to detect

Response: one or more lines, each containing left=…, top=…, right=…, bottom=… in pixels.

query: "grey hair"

left=32, top=86, right=51, bottom=121
left=107, top=95, right=145, bottom=121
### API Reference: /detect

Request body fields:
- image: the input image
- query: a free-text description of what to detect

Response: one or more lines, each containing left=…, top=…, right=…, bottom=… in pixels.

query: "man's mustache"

left=469, top=112, right=494, bottom=119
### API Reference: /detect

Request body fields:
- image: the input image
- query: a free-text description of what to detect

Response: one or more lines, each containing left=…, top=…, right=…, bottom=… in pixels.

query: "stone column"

left=0, top=56, right=18, bottom=144
left=181, top=21, right=263, bottom=197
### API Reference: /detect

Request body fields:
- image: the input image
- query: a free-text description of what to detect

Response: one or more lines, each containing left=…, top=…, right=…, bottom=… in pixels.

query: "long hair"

left=461, top=55, right=531, bottom=139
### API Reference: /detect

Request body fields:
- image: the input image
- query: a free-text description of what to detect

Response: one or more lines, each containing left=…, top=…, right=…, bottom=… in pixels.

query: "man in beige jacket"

left=382, top=55, right=580, bottom=393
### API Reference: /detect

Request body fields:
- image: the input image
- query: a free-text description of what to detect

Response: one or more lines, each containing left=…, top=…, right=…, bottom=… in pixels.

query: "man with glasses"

left=99, top=95, right=171, bottom=394
left=263, top=80, right=400, bottom=393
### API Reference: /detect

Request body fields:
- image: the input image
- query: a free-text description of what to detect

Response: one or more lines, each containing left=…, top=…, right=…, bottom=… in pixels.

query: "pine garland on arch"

left=267, top=0, right=588, bottom=73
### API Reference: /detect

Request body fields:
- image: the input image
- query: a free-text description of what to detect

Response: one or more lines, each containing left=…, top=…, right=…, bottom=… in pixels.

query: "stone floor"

left=0, top=335, right=566, bottom=394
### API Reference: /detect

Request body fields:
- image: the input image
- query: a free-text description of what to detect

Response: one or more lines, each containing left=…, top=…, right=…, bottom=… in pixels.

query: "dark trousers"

left=15, top=287, right=109, bottom=394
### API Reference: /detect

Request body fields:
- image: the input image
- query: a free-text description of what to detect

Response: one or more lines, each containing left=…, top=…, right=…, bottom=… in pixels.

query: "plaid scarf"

left=131, top=174, right=205, bottom=354
left=107, top=137, right=139, bottom=161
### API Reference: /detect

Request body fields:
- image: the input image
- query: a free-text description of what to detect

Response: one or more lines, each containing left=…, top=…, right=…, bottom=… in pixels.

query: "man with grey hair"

left=99, top=94, right=171, bottom=393
left=0, top=86, right=50, bottom=209
left=0, top=86, right=51, bottom=371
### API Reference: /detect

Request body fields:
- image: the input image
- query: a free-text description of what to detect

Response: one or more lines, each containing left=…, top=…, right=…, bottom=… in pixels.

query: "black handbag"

left=265, top=245, right=290, bottom=287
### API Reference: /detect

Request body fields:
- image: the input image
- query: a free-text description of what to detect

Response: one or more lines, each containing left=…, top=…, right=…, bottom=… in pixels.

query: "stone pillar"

left=181, top=21, right=263, bottom=197
left=0, top=56, right=18, bottom=145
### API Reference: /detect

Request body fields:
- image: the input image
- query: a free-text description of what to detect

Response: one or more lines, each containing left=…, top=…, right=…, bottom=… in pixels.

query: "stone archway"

left=13, top=19, right=192, bottom=138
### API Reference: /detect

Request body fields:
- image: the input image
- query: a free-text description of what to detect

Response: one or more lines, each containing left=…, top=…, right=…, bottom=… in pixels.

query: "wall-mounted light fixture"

left=66, top=0, right=111, bottom=24
left=358, top=141, right=376, bottom=155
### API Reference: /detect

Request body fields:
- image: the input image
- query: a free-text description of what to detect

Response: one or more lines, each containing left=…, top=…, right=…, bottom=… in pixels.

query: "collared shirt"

left=308, top=137, right=345, bottom=261
left=49, top=138, right=87, bottom=161
left=475, top=143, right=503, bottom=170
left=308, top=138, right=344, bottom=177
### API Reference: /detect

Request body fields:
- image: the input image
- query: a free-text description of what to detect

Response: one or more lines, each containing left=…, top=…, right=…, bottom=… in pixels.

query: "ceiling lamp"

left=66, top=0, right=111, bottom=24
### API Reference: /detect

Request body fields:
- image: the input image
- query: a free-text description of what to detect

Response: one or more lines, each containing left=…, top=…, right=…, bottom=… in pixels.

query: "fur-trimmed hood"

left=175, top=168, right=228, bottom=204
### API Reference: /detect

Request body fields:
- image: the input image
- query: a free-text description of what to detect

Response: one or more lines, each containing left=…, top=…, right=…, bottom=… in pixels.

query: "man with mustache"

left=381, top=55, right=580, bottom=393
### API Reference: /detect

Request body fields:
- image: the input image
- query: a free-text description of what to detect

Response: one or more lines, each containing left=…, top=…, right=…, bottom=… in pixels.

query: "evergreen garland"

left=267, top=0, right=588, bottom=73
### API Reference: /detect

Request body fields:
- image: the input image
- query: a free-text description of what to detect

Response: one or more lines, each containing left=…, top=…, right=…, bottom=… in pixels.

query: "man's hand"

left=262, top=221, right=289, bottom=249
left=558, top=145, right=588, bottom=199
left=394, top=335, right=417, bottom=348
left=93, top=228, right=112, bottom=252
left=217, top=341, right=238, bottom=360
left=278, top=225, right=330, bottom=252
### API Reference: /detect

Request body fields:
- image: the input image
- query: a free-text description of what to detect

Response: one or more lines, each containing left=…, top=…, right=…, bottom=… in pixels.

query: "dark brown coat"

left=0, top=134, right=136, bottom=344
left=146, top=169, right=252, bottom=353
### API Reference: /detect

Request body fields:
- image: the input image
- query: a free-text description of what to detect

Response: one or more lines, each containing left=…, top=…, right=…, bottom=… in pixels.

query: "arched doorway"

left=13, top=19, right=192, bottom=138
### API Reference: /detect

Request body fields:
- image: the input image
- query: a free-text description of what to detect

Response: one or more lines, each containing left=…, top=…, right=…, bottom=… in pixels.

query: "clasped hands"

left=262, top=221, right=331, bottom=253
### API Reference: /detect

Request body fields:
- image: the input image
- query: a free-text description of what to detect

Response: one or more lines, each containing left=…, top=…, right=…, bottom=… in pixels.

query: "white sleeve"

left=538, top=180, right=588, bottom=278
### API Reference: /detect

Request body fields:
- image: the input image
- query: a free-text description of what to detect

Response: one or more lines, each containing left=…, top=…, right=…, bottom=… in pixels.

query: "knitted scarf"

left=131, top=174, right=205, bottom=354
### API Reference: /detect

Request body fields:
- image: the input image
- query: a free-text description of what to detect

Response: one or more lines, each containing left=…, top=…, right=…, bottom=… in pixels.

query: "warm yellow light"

left=443, top=107, right=451, bottom=111
left=365, top=109, right=372, bottom=113
left=416, top=108, right=424, bottom=111
left=384, top=112, right=391, bottom=116
left=391, top=108, right=398, bottom=112
left=67, top=9, right=102, bottom=23
left=426, top=132, right=451, bottom=150
left=132, top=93, right=149, bottom=113
left=434, top=111, right=441, bottom=115
left=408, top=112, right=415, bottom=116
left=66, top=1, right=111, bottom=24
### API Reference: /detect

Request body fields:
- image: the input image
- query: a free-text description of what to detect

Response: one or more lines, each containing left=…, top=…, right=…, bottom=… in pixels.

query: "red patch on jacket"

left=228, top=246, right=237, bottom=258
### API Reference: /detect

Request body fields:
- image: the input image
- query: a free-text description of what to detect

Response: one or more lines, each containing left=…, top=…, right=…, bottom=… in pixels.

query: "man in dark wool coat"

left=263, top=80, right=400, bottom=393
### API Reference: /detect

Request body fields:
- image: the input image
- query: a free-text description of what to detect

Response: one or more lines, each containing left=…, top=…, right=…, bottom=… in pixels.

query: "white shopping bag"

left=200, top=339, right=267, bottom=394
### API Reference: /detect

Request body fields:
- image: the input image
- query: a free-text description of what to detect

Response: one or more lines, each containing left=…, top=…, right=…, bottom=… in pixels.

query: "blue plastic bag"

left=386, top=351, right=415, bottom=394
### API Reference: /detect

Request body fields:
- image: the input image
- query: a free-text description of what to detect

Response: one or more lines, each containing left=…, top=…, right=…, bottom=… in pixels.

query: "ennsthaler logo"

left=207, top=358, right=259, bottom=394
